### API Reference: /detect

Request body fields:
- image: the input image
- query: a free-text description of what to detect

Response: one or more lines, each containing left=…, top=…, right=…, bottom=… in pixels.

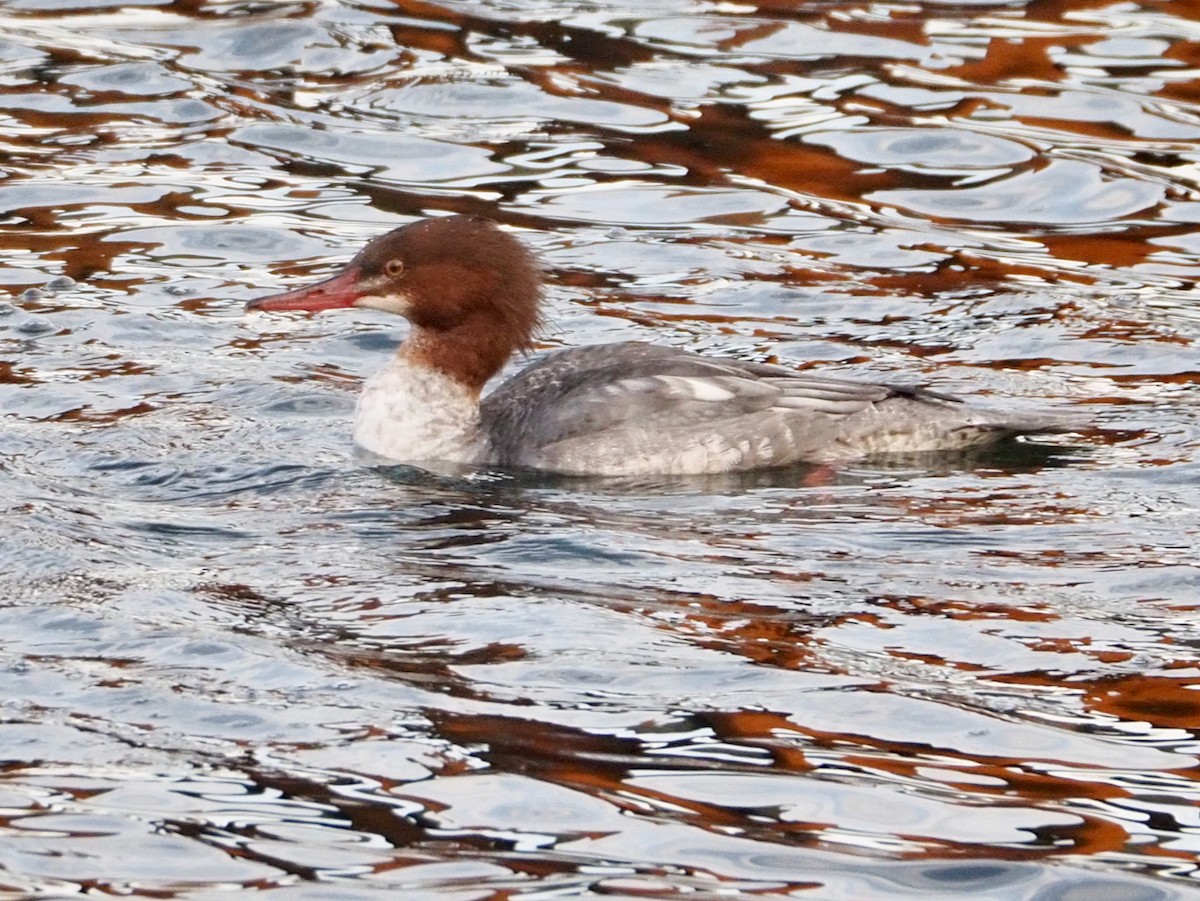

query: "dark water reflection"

left=2, top=0, right=1200, bottom=897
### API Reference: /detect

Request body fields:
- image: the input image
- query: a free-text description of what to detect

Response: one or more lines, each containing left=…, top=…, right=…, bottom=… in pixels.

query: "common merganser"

left=247, top=215, right=1066, bottom=475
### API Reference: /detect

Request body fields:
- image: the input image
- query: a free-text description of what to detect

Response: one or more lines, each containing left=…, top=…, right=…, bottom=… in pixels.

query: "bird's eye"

left=385, top=259, right=404, bottom=278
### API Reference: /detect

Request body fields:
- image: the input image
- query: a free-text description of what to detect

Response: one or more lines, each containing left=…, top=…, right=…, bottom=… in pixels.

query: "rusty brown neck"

left=397, top=316, right=520, bottom=397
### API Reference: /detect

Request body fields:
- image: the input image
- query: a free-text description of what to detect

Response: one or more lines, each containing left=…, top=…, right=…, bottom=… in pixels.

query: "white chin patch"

left=355, top=293, right=409, bottom=315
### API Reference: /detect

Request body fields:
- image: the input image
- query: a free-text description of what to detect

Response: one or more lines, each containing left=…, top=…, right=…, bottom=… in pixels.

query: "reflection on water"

left=1, top=0, right=1199, bottom=897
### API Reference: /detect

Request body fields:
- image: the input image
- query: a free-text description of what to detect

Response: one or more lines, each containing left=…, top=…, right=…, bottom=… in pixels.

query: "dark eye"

left=385, top=259, right=404, bottom=278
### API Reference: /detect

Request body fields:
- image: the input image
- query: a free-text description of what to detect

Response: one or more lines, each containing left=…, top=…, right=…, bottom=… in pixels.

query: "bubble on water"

left=16, top=318, right=53, bottom=335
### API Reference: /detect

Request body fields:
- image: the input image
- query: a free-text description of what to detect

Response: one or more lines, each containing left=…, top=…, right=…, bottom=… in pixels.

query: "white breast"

left=353, top=359, right=487, bottom=464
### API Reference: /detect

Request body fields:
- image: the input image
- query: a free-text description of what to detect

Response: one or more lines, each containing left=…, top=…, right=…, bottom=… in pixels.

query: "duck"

left=246, top=214, right=1066, bottom=476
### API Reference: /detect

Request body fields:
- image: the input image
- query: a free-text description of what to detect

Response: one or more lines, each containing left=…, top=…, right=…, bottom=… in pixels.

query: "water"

left=1, top=0, right=1199, bottom=897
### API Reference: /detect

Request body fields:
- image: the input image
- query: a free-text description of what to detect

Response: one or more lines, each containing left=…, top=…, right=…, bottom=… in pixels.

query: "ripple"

left=629, top=771, right=1081, bottom=844
left=807, top=127, right=1035, bottom=173
left=179, top=21, right=338, bottom=72
left=995, top=88, right=1200, bottom=141
left=2, top=0, right=1200, bottom=896
left=519, top=181, right=790, bottom=225
left=371, top=79, right=669, bottom=130
left=60, top=62, right=193, bottom=97
left=0, top=181, right=168, bottom=213
left=871, top=159, right=1165, bottom=225
left=113, top=225, right=333, bottom=264
left=635, top=17, right=931, bottom=63
left=234, top=122, right=508, bottom=185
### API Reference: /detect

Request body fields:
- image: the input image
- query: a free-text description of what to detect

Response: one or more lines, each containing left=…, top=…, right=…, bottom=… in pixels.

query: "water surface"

left=1, top=0, right=1199, bottom=898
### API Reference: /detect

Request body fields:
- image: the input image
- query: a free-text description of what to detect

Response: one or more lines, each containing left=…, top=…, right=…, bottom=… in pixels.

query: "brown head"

left=247, top=215, right=543, bottom=392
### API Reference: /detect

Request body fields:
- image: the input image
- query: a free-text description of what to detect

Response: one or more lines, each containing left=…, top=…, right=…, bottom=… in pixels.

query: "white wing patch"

left=772, top=395, right=871, bottom=414
left=653, top=375, right=737, bottom=402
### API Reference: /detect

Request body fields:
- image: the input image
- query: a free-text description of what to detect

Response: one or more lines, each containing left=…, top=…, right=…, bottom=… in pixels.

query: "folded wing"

left=481, top=342, right=1058, bottom=475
